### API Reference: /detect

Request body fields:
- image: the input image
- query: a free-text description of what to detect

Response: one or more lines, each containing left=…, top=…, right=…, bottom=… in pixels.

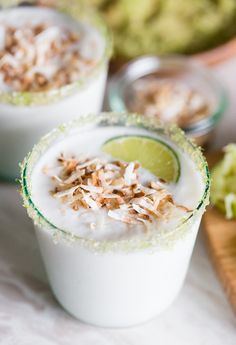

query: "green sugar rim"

left=0, top=0, right=112, bottom=106
left=20, top=112, right=210, bottom=252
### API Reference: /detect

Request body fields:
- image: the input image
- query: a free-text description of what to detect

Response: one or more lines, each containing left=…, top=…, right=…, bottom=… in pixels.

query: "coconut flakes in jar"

left=128, top=77, right=210, bottom=128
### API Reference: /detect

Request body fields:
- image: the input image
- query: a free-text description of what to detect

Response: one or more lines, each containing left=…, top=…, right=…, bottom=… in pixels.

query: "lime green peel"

left=211, top=144, right=236, bottom=219
left=102, top=135, right=180, bottom=183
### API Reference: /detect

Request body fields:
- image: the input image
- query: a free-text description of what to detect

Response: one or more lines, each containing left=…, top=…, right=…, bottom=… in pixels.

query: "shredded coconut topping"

left=128, top=78, right=210, bottom=128
left=47, top=155, right=191, bottom=227
left=0, top=23, right=97, bottom=92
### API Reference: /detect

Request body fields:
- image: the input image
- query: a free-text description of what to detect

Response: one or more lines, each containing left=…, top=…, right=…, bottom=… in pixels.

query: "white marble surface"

left=0, top=58, right=236, bottom=344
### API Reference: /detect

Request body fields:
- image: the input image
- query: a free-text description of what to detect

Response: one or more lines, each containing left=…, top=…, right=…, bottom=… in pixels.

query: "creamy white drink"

left=0, top=2, right=111, bottom=180
left=21, top=113, right=210, bottom=328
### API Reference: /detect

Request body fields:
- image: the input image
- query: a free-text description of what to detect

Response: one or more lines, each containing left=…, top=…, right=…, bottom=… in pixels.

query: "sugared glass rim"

left=20, top=112, right=210, bottom=252
left=108, top=55, right=227, bottom=136
left=0, top=0, right=112, bottom=106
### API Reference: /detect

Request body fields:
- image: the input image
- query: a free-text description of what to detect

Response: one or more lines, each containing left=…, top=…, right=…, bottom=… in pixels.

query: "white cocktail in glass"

left=0, top=0, right=111, bottom=180
left=21, top=112, right=210, bottom=328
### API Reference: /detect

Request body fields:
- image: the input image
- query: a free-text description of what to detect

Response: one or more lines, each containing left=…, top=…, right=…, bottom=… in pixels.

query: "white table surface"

left=0, top=58, right=236, bottom=344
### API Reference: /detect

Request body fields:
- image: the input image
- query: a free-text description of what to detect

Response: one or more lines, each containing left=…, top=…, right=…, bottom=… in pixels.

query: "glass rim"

left=0, top=0, right=113, bottom=106
left=108, top=55, right=227, bottom=135
left=20, top=112, right=210, bottom=252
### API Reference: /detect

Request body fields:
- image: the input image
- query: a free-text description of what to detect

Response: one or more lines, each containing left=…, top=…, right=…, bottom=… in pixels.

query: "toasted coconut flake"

left=138, top=185, right=157, bottom=195
left=150, top=181, right=166, bottom=190
left=106, top=184, right=124, bottom=192
left=53, top=185, right=79, bottom=198
left=49, top=155, right=189, bottom=228
left=108, top=209, right=138, bottom=225
left=132, top=197, right=161, bottom=217
left=63, top=169, right=85, bottom=184
left=83, top=194, right=99, bottom=211
left=52, top=175, right=64, bottom=184
left=102, top=194, right=121, bottom=199
left=0, top=23, right=97, bottom=92
left=177, top=204, right=192, bottom=212
left=105, top=163, right=121, bottom=171
left=80, top=184, right=103, bottom=194
left=76, top=158, right=100, bottom=169
left=132, top=203, right=149, bottom=216
left=124, top=162, right=136, bottom=186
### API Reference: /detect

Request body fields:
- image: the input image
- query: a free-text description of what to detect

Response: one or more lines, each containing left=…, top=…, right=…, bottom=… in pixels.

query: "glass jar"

left=108, top=56, right=227, bottom=147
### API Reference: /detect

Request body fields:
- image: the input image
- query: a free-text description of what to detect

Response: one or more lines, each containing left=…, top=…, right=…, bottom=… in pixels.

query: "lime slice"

left=102, top=135, right=180, bottom=183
